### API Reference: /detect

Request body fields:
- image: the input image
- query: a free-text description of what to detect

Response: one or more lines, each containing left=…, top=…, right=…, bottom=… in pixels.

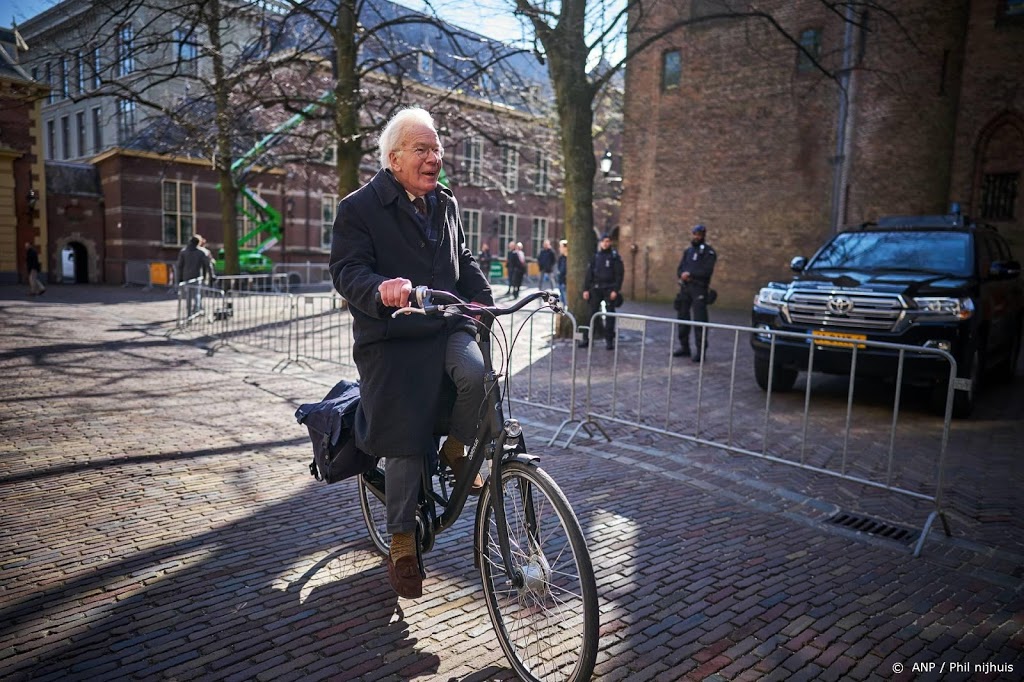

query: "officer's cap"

left=692, top=224, right=706, bottom=234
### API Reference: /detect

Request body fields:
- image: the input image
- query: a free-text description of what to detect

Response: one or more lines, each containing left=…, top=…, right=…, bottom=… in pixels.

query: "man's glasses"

left=404, top=145, right=444, bottom=160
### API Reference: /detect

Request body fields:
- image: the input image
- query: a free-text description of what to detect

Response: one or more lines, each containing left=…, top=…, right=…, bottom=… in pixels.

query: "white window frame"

left=117, top=98, right=136, bottom=141
left=162, top=180, right=195, bottom=245
left=117, top=24, right=135, bottom=77
left=91, top=46, right=102, bottom=89
left=531, top=217, right=548, bottom=256
left=76, top=110, right=86, bottom=157
left=535, top=151, right=551, bottom=194
left=60, top=115, right=70, bottom=159
left=463, top=136, right=483, bottom=186
left=499, top=214, right=516, bottom=256
left=501, top=144, right=519, bottom=192
left=418, top=50, right=433, bottom=77
left=175, top=28, right=199, bottom=76
left=321, top=194, right=338, bottom=249
left=462, top=208, right=482, bottom=254
left=92, top=106, right=103, bottom=152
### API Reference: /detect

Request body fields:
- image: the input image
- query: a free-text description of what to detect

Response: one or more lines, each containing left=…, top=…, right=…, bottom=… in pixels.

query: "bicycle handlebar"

left=383, top=287, right=563, bottom=319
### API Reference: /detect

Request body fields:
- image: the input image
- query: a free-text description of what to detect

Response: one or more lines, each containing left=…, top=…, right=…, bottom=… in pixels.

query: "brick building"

left=0, top=28, right=49, bottom=286
left=13, top=0, right=564, bottom=287
left=621, top=0, right=1023, bottom=306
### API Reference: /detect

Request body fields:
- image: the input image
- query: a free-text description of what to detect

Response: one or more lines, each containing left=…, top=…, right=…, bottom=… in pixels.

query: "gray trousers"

left=386, top=330, right=485, bottom=533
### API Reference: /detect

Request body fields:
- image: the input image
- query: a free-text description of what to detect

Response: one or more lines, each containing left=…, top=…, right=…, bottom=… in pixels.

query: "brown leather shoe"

left=387, top=554, right=423, bottom=599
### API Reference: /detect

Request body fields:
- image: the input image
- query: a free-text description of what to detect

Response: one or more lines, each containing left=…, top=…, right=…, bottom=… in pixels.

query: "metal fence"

left=170, top=283, right=957, bottom=556
left=572, top=310, right=954, bottom=557
left=272, top=262, right=334, bottom=293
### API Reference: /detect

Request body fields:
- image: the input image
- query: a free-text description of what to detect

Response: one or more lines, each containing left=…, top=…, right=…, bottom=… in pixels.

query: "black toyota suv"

left=750, top=212, right=1023, bottom=417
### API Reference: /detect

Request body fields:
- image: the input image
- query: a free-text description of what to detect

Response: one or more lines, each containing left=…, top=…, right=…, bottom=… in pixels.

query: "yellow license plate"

left=811, top=330, right=867, bottom=349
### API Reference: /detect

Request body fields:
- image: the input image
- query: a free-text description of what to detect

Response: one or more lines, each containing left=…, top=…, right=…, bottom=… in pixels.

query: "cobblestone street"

left=1, top=285, right=1021, bottom=681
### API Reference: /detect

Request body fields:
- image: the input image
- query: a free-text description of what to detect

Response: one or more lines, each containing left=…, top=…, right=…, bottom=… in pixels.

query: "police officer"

left=674, top=224, right=717, bottom=361
left=581, top=233, right=624, bottom=349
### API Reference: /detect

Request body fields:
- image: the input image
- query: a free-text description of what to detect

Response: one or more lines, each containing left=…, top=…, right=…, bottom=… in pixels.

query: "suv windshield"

left=809, top=231, right=973, bottom=277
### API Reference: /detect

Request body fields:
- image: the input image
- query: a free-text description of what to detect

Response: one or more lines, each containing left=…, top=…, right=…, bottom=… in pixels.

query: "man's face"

left=389, top=122, right=443, bottom=196
left=691, top=230, right=705, bottom=245
left=600, top=237, right=613, bottom=250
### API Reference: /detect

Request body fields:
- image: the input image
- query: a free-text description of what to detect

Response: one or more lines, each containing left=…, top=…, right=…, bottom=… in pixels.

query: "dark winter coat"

left=329, top=169, right=493, bottom=460
left=676, top=242, right=717, bottom=287
left=176, top=243, right=213, bottom=282
left=537, top=247, right=556, bottom=273
left=584, top=247, right=624, bottom=292
left=25, top=246, right=41, bottom=272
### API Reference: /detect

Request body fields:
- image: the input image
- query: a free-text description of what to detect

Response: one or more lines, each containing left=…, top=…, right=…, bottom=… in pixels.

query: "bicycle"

left=357, top=287, right=599, bottom=682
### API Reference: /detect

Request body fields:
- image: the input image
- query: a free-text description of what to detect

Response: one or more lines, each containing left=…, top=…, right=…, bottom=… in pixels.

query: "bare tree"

left=503, top=0, right=906, bottom=326
left=274, top=0, right=557, bottom=201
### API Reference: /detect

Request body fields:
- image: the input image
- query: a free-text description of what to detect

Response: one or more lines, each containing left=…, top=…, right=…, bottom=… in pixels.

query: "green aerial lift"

left=215, top=91, right=334, bottom=274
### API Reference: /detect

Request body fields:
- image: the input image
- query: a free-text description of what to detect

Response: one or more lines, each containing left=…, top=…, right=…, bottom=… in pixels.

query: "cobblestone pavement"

left=1, top=285, right=1021, bottom=682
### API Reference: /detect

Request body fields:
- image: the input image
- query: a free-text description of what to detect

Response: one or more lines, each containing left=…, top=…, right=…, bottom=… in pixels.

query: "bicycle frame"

left=363, top=289, right=556, bottom=583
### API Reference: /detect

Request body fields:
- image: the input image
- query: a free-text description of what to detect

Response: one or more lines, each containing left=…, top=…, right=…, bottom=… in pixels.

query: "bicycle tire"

left=358, top=458, right=390, bottom=557
left=475, top=459, right=599, bottom=682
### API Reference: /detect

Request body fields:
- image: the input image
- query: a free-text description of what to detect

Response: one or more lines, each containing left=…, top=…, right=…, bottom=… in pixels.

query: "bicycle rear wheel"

left=358, top=458, right=390, bottom=556
left=476, top=459, right=598, bottom=682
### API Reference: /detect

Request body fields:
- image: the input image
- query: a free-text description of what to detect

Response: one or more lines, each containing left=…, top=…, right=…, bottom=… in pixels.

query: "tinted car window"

left=809, top=231, right=973, bottom=276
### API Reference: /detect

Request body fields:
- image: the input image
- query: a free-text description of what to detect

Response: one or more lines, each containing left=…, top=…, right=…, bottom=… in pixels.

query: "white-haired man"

left=329, top=108, right=493, bottom=599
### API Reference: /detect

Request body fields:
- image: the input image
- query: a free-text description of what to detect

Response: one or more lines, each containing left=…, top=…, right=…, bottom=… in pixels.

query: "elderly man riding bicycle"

left=329, top=107, right=492, bottom=599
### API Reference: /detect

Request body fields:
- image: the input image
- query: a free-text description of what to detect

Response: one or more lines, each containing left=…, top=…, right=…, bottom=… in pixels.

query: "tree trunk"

left=538, top=17, right=598, bottom=337
left=334, top=0, right=362, bottom=198
left=207, top=0, right=239, bottom=275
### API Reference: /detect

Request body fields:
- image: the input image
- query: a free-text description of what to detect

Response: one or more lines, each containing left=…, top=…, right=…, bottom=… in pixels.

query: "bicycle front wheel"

left=476, top=459, right=598, bottom=682
left=358, top=458, right=390, bottom=557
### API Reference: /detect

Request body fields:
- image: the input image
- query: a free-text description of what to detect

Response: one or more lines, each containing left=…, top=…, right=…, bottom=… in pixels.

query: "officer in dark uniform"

left=674, top=224, right=717, bottom=361
left=581, top=233, right=625, bottom=349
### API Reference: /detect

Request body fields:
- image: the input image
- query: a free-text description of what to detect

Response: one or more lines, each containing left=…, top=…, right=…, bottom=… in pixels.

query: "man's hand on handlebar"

left=378, top=277, right=413, bottom=308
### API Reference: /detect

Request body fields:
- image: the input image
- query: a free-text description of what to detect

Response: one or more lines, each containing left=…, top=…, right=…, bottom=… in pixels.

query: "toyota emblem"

left=826, top=296, right=854, bottom=315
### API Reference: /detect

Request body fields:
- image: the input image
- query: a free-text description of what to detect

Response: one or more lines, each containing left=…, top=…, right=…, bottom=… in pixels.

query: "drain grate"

left=826, top=511, right=917, bottom=545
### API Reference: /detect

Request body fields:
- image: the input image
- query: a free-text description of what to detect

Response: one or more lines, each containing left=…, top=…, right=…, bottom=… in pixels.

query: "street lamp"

left=27, top=188, right=39, bottom=211
left=599, top=150, right=622, bottom=183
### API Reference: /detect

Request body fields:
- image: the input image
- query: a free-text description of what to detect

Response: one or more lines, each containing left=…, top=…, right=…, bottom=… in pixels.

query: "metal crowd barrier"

left=488, top=306, right=583, bottom=435
left=168, top=283, right=958, bottom=557
left=570, top=309, right=954, bottom=557
left=272, top=262, right=334, bottom=292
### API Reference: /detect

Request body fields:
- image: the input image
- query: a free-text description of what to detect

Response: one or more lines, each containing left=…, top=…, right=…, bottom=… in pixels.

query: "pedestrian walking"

left=580, top=233, right=624, bottom=349
left=537, top=239, right=556, bottom=292
left=478, top=243, right=494, bottom=282
left=556, top=239, right=568, bottom=305
left=507, top=241, right=526, bottom=298
left=176, top=235, right=215, bottom=317
left=674, top=224, right=717, bottom=361
left=25, top=242, right=46, bottom=296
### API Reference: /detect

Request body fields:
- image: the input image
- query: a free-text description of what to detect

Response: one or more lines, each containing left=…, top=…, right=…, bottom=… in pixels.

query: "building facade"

left=622, top=0, right=1024, bottom=306
left=0, top=28, right=49, bottom=286
left=13, top=0, right=564, bottom=287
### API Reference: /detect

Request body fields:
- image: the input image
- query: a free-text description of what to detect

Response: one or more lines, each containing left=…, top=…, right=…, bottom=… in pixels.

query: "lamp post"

left=599, top=150, right=621, bottom=183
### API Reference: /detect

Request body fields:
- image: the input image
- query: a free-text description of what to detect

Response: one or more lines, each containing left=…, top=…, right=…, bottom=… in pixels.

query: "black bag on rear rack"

left=295, top=379, right=374, bottom=483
